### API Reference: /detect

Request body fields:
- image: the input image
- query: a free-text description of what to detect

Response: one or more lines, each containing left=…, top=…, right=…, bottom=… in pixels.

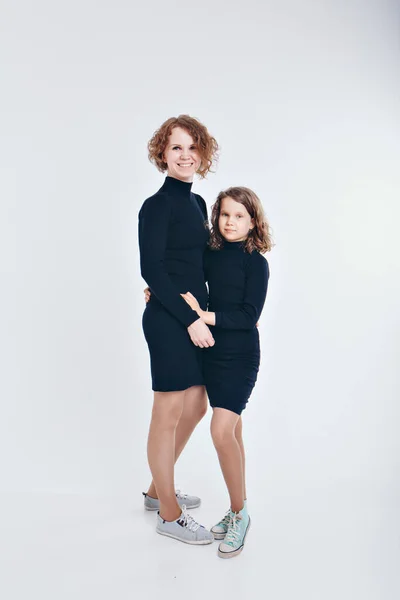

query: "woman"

left=138, top=115, right=218, bottom=544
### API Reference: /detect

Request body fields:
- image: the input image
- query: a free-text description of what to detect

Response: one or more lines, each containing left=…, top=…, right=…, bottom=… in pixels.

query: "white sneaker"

left=143, top=489, right=201, bottom=511
left=156, top=505, right=214, bottom=545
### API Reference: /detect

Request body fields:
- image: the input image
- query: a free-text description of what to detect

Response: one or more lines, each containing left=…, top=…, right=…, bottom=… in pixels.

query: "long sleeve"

left=215, top=255, right=269, bottom=329
left=203, top=248, right=210, bottom=284
left=138, top=194, right=199, bottom=327
left=195, top=194, right=208, bottom=222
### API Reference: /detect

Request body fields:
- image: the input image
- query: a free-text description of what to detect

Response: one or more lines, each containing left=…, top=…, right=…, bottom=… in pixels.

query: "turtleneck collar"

left=162, top=175, right=193, bottom=196
left=223, top=240, right=246, bottom=250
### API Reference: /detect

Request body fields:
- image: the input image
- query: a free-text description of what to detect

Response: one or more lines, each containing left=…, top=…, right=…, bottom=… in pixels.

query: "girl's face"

left=219, top=197, right=255, bottom=242
left=163, top=127, right=201, bottom=182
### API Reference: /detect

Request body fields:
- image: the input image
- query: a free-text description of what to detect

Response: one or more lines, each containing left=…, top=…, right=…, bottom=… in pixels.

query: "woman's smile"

left=177, top=162, right=194, bottom=168
left=163, top=127, right=201, bottom=182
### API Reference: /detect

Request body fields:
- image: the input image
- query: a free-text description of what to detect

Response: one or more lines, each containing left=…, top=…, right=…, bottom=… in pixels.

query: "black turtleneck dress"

left=203, top=241, right=269, bottom=415
left=138, top=176, right=209, bottom=392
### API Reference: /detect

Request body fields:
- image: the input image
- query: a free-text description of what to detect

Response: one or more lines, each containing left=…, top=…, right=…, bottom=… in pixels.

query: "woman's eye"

left=237, top=215, right=243, bottom=219
left=173, top=146, right=180, bottom=150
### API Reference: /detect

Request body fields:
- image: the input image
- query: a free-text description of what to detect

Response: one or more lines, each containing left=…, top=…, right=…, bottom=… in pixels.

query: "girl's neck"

left=222, top=238, right=247, bottom=249
left=223, top=237, right=247, bottom=245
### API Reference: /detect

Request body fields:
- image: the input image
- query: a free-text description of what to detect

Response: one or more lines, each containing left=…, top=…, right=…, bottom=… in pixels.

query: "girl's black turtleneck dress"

left=203, top=241, right=269, bottom=415
left=138, top=176, right=209, bottom=392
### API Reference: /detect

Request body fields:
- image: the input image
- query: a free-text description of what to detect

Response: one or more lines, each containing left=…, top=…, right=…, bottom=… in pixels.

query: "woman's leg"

left=211, top=407, right=244, bottom=513
left=147, top=390, right=185, bottom=522
left=234, top=417, right=247, bottom=501
left=146, top=385, right=207, bottom=499
left=174, top=385, right=208, bottom=462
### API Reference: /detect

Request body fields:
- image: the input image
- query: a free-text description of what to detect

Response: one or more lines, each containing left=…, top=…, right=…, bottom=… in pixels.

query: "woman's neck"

left=167, top=173, right=193, bottom=184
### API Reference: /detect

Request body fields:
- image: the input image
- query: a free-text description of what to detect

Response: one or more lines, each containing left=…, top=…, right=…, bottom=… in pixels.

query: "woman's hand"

left=180, top=292, right=203, bottom=318
left=144, top=287, right=214, bottom=346
left=187, top=318, right=215, bottom=348
left=144, top=287, right=151, bottom=303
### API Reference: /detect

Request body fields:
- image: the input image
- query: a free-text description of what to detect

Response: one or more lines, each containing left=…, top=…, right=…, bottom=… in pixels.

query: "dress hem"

left=152, top=381, right=205, bottom=393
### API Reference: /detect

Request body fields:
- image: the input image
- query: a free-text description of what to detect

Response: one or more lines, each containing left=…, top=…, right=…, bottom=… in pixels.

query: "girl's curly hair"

left=148, top=114, right=219, bottom=179
left=209, top=187, right=274, bottom=254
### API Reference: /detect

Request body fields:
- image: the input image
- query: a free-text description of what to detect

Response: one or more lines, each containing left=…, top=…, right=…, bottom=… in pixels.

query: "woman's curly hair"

left=209, top=187, right=274, bottom=254
left=148, top=114, right=219, bottom=179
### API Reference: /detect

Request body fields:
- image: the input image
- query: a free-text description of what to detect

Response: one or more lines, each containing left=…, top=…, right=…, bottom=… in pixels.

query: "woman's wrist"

left=201, top=310, right=216, bottom=326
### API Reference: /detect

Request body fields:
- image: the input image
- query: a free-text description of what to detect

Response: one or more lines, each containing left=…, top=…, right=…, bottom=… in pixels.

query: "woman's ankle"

left=147, top=484, right=158, bottom=498
left=159, top=504, right=182, bottom=522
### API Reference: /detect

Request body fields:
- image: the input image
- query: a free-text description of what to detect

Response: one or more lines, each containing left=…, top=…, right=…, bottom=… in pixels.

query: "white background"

left=1, top=0, right=399, bottom=598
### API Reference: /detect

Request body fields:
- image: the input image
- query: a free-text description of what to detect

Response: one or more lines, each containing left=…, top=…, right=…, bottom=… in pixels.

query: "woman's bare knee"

left=182, top=385, right=208, bottom=421
left=151, top=391, right=185, bottom=429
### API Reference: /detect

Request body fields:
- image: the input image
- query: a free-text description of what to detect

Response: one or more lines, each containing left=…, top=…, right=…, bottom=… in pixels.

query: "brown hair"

left=148, top=114, right=219, bottom=178
left=209, top=187, right=274, bottom=254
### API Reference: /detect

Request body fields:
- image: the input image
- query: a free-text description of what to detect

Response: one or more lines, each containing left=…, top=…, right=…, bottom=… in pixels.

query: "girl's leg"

left=234, top=416, right=247, bottom=501
left=146, top=385, right=207, bottom=499
left=211, top=407, right=244, bottom=513
left=147, top=390, right=185, bottom=522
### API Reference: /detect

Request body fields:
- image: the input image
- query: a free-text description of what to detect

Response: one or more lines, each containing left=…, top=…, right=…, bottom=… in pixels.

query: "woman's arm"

left=138, top=194, right=199, bottom=327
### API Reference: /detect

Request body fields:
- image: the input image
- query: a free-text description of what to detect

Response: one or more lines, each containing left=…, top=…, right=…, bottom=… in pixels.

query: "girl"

left=146, top=186, right=272, bottom=558
left=181, top=186, right=272, bottom=558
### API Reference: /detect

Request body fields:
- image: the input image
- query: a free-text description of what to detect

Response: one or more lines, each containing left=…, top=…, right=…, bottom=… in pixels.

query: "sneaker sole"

left=156, top=528, right=214, bottom=545
left=211, top=529, right=227, bottom=540
left=145, top=500, right=201, bottom=512
left=217, top=517, right=251, bottom=559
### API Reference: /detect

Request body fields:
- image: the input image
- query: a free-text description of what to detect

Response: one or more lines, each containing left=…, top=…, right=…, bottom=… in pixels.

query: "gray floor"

left=1, top=483, right=399, bottom=600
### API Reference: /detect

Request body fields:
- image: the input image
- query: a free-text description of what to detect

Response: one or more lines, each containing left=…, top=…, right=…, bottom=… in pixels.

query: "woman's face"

left=219, top=197, right=254, bottom=242
left=163, top=127, right=201, bottom=182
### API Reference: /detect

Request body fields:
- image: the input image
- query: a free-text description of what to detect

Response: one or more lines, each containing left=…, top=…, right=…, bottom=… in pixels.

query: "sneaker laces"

left=218, top=510, right=232, bottom=527
left=175, top=489, right=188, bottom=500
left=225, top=513, right=242, bottom=545
left=179, top=504, right=200, bottom=532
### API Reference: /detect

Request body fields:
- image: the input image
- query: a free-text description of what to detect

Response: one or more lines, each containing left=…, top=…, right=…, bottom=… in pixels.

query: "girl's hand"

left=181, top=292, right=202, bottom=317
left=144, top=287, right=151, bottom=303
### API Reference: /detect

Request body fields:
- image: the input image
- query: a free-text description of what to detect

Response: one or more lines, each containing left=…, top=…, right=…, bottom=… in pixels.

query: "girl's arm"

left=180, top=292, right=215, bottom=324
left=214, top=255, right=269, bottom=329
left=138, top=194, right=200, bottom=327
left=181, top=254, right=269, bottom=330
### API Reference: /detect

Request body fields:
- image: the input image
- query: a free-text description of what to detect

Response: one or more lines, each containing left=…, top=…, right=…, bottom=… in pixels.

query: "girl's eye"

left=237, top=215, right=243, bottom=219
left=173, top=146, right=180, bottom=150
